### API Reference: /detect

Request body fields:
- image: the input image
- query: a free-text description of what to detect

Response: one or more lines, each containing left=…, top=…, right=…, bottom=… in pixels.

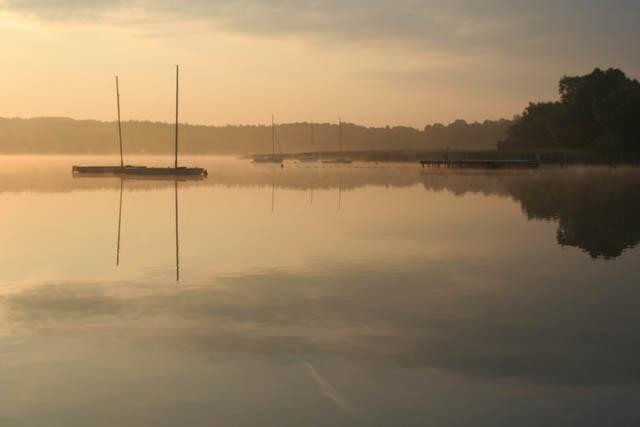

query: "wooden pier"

left=420, top=159, right=540, bottom=169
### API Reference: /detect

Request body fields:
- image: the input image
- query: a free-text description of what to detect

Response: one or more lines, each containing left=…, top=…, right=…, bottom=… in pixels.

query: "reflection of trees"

left=507, top=170, right=640, bottom=259
left=421, top=168, right=640, bottom=259
left=500, top=68, right=640, bottom=158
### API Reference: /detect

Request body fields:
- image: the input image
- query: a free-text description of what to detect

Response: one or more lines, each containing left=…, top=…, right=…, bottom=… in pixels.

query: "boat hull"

left=72, top=165, right=208, bottom=177
left=297, top=156, right=318, bottom=162
left=322, top=158, right=353, bottom=164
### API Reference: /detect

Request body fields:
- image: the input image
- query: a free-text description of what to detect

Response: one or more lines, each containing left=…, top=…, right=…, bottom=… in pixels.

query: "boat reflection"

left=112, top=176, right=197, bottom=281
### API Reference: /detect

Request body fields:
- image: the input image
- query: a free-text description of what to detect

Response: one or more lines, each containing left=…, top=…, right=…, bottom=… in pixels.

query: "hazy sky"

left=0, top=0, right=638, bottom=127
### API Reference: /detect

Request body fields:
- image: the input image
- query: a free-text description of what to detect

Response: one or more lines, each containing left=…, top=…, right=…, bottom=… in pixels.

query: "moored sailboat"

left=322, top=119, right=353, bottom=164
left=253, top=115, right=284, bottom=164
left=73, top=66, right=208, bottom=177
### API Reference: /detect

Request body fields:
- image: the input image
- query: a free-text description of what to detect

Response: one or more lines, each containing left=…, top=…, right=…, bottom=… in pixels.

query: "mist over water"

left=1, top=156, right=639, bottom=426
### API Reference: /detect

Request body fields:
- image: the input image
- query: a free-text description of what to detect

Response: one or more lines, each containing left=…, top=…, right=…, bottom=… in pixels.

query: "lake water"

left=1, top=156, right=639, bottom=426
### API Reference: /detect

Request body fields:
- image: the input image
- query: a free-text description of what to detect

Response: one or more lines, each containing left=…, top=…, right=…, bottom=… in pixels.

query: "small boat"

left=298, top=153, right=318, bottom=162
left=253, top=115, right=284, bottom=164
left=73, top=66, right=208, bottom=177
left=322, top=118, right=352, bottom=164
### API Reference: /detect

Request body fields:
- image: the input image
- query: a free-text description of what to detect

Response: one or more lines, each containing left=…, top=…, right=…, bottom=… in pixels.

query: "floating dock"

left=420, top=159, right=540, bottom=169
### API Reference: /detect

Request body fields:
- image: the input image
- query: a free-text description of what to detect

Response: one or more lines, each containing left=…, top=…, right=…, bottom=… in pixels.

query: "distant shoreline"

left=0, top=116, right=510, bottom=155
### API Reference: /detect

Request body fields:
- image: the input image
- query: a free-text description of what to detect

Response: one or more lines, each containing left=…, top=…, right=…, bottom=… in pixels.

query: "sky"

left=0, top=0, right=638, bottom=128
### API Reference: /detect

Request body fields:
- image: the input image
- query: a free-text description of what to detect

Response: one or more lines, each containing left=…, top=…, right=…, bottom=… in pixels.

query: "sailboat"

left=253, top=115, right=284, bottom=164
left=297, top=121, right=318, bottom=162
left=73, top=66, right=208, bottom=177
left=322, top=119, right=353, bottom=164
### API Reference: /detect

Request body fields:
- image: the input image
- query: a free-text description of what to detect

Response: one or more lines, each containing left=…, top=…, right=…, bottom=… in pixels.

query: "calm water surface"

left=1, top=156, right=639, bottom=426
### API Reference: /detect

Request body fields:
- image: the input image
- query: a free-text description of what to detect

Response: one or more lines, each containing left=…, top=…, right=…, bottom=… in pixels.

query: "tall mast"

left=115, top=76, right=124, bottom=167
left=339, top=118, right=343, bottom=152
left=310, top=121, right=314, bottom=150
left=271, top=114, right=275, bottom=155
left=174, top=65, right=179, bottom=169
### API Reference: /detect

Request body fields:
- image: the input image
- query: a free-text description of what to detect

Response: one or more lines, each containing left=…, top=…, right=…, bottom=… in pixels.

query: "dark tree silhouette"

left=500, top=68, right=640, bottom=159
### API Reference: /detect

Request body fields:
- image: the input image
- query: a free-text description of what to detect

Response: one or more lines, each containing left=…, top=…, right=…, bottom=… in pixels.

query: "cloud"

left=2, top=0, right=127, bottom=20
left=3, top=0, right=639, bottom=55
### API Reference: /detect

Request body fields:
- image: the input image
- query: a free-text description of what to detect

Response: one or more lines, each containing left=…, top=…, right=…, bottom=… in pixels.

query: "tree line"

left=0, top=117, right=510, bottom=155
